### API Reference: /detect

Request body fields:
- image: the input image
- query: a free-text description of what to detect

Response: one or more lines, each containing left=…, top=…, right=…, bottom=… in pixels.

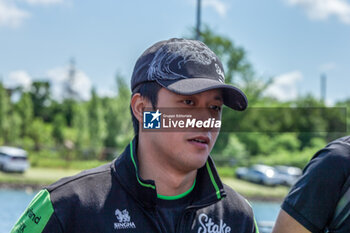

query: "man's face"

left=142, top=88, right=223, bottom=173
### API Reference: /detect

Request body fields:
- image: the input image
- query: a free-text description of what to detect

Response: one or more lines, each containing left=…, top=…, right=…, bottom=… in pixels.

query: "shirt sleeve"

left=10, top=189, right=63, bottom=233
left=281, top=146, right=350, bottom=232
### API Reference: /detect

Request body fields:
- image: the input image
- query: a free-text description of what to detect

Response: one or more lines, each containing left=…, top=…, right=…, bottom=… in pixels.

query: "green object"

left=254, top=217, right=260, bottom=233
left=157, top=178, right=196, bottom=200
left=245, top=199, right=260, bottom=233
left=130, top=140, right=156, bottom=190
left=206, top=161, right=221, bottom=199
left=10, top=189, right=54, bottom=233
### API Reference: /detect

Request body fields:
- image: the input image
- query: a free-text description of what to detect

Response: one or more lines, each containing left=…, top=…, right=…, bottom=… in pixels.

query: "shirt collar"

left=112, top=136, right=226, bottom=208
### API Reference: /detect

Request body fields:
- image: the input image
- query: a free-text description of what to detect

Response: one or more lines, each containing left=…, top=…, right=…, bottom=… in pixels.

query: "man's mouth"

left=188, top=136, right=210, bottom=144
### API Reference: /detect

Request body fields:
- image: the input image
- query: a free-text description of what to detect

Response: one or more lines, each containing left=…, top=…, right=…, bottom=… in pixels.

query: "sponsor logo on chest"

left=114, top=209, right=136, bottom=230
left=197, top=213, right=231, bottom=233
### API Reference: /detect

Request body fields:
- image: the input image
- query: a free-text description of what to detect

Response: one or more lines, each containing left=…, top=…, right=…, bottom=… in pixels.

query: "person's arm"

left=272, top=209, right=311, bottom=233
left=273, top=146, right=350, bottom=232
left=10, top=189, right=63, bottom=233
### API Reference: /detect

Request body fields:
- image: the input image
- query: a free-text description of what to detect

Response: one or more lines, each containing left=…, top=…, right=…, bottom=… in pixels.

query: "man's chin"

left=189, top=154, right=209, bottom=169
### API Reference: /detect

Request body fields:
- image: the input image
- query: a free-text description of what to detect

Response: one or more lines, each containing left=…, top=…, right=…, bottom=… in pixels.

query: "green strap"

left=11, top=189, right=54, bottom=233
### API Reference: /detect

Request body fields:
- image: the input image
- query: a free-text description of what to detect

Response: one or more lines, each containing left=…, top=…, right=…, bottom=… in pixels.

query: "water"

left=251, top=201, right=281, bottom=233
left=0, top=189, right=36, bottom=233
left=251, top=201, right=281, bottom=222
left=0, top=189, right=281, bottom=233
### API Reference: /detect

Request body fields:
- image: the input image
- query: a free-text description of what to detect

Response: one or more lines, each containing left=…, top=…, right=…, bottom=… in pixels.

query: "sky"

left=0, top=0, right=350, bottom=104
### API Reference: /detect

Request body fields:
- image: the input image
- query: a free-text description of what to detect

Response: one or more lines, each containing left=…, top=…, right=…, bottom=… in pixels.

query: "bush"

left=250, top=147, right=319, bottom=169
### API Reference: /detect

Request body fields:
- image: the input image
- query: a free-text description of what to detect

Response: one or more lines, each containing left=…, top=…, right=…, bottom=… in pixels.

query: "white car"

left=0, top=146, right=30, bottom=173
left=274, top=165, right=302, bottom=186
left=236, top=164, right=284, bottom=186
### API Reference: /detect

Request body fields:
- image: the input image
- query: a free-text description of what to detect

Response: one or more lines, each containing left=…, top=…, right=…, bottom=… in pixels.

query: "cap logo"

left=147, top=40, right=218, bottom=81
left=215, top=63, right=225, bottom=83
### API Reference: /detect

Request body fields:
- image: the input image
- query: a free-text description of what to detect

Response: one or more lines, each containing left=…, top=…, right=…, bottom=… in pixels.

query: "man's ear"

left=130, top=93, right=145, bottom=123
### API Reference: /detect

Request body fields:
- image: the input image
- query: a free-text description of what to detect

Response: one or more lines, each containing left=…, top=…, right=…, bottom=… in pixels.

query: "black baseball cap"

left=131, top=38, right=247, bottom=111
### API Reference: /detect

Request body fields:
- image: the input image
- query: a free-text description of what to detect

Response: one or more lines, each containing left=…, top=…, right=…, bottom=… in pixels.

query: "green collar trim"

left=157, top=178, right=196, bottom=200
left=130, top=140, right=221, bottom=200
left=130, top=140, right=156, bottom=190
left=206, top=161, right=222, bottom=199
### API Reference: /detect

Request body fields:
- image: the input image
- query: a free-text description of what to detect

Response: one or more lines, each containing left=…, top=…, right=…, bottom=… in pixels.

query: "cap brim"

left=156, top=78, right=248, bottom=111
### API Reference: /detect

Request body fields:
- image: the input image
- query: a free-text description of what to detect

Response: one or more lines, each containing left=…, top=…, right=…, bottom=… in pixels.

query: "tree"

left=0, top=82, right=10, bottom=143
left=88, top=88, right=106, bottom=157
left=30, top=81, right=52, bottom=121
left=72, top=102, right=89, bottom=151
left=62, top=99, right=76, bottom=127
left=7, top=111, right=22, bottom=145
left=104, top=75, right=133, bottom=153
left=52, top=113, right=66, bottom=145
left=189, top=26, right=272, bottom=156
left=28, top=118, right=51, bottom=151
left=16, top=92, right=34, bottom=137
left=198, top=26, right=252, bottom=84
left=194, top=25, right=272, bottom=104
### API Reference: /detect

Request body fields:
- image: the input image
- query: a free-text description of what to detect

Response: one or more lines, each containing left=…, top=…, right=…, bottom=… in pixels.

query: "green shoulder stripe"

left=11, top=189, right=54, bottom=233
left=254, top=217, right=260, bottom=233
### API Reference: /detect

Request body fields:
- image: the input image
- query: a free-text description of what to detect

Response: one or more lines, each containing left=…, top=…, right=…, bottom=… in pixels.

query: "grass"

left=0, top=167, right=82, bottom=186
left=30, top=157, right=107, bottom=170
left=222, top=177, right=290, bottom=201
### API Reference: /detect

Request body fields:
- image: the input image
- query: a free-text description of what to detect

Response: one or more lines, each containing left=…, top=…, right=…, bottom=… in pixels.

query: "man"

left=272, top=135, right=350, bottom=233
left=11, top=38, right=258, bottom=233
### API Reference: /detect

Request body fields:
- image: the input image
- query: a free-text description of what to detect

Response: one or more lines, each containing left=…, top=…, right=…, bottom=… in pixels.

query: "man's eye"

left=210, top=105, right=222, bottom=112
left=183, top=99, right=194, bottom=105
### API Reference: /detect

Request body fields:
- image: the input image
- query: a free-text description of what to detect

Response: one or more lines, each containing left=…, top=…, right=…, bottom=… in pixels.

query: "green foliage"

left=237, top=133, right=272, bottom=156
left=16, top=92, right=34, bottom=137
left=52, top=113, right=66, bottom=144
left=270, top=133, right=301, bottom=152
left=62, top=99, right=76, bottom=127
left=30, top=81, right=52, bottom=120
left=216, top=166, right=235, bottom=177
left=28, top=118, right=53, bottom=150
left=194, top=25, right=272, bottom=105
left=7, top=111, right=22, bottom=145
left=88, top=88, right=107, bottom=155
left=0, top=82, right=11, bottom=142
left=29, top=150, right=105, bottom=169
left=0, top=26, right=348, bottom=173
left=251, top=146, right=319, bottom=169
left=199, top=26, right=252, bottom=84
left=220, top=134, right=247, bottom=161
left=72, top=103, right=89, bottom=149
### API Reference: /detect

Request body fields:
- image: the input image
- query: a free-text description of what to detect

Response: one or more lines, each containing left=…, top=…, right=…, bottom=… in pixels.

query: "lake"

left=0, top=189, right=280, bottom=233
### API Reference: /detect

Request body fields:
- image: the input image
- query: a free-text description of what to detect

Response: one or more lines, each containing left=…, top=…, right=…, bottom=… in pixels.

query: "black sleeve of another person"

left=281, top=144, right=350, bottom=233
